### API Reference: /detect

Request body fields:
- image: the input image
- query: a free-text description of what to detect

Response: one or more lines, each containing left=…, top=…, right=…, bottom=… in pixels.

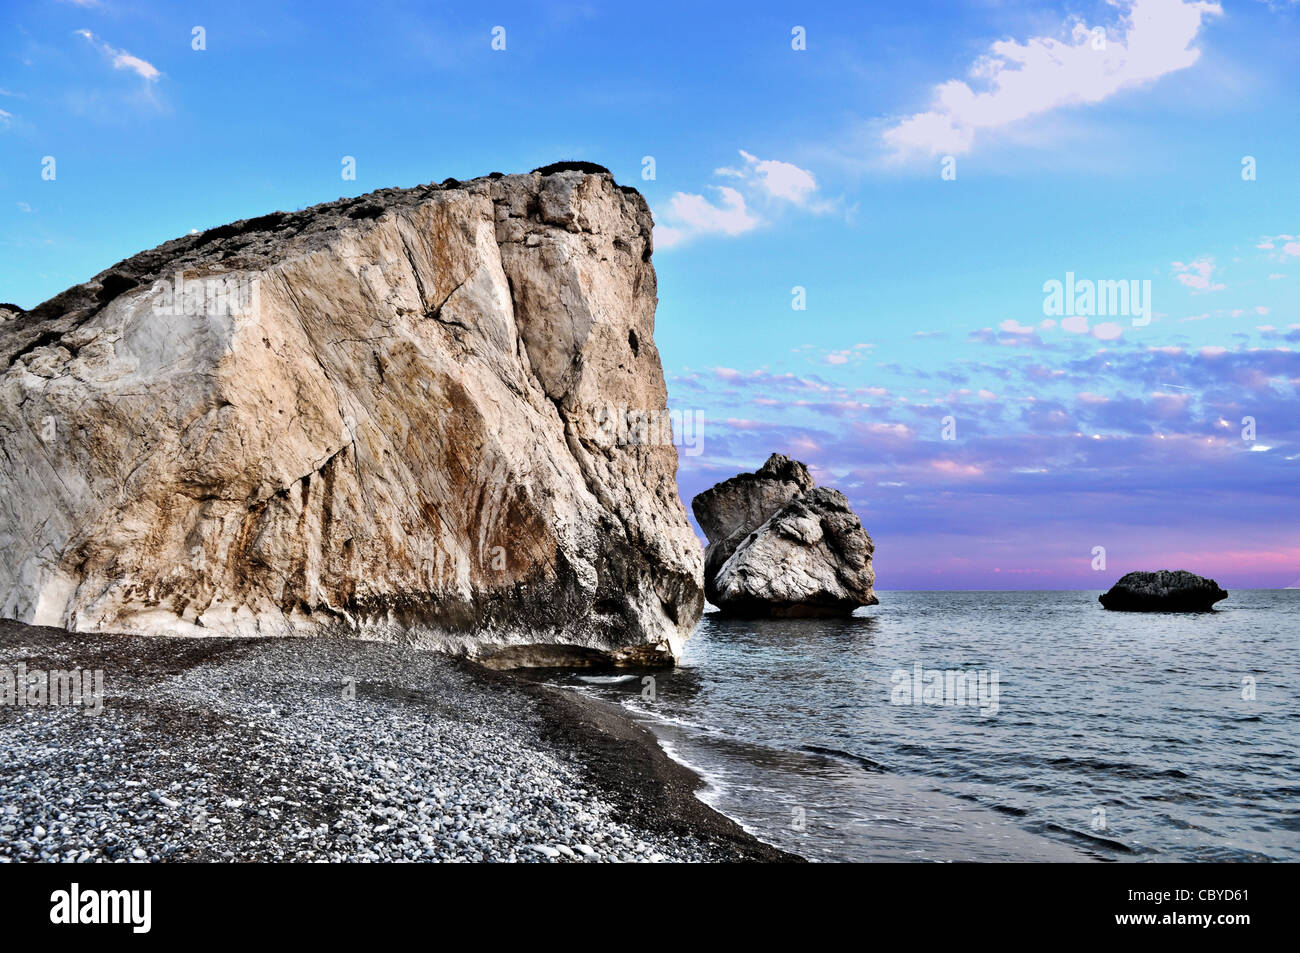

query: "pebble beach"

left=0, top=620, right=793, bottom=863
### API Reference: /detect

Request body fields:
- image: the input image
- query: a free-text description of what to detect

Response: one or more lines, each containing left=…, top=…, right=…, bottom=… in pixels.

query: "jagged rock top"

left=691, top=453, right=815, bottom=548
left=3, top=164, right=651, bottom=362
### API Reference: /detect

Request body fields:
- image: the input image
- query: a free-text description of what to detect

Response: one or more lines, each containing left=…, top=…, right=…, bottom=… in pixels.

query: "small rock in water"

left=1099, top=570, right=1228, bottom=612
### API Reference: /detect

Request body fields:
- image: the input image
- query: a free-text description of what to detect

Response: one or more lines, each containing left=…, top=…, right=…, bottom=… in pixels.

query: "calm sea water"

left=556, top=590, right=1300, bottom=862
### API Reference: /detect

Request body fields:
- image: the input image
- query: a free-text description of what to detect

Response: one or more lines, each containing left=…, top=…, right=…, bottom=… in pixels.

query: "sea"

left=553, top=589, right=1300, bottom=862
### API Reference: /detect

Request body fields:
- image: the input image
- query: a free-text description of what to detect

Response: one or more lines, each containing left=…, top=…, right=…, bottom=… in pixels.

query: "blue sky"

left=3, top=0, right=1298, bottom=588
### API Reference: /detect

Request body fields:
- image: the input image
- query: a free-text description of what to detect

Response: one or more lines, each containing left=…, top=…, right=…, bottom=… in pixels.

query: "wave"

left=801, top=745, right=886, bottom=772
left=1042, top=823, right=1137, bottom=855
left=575, top=674, right=640, bottom=684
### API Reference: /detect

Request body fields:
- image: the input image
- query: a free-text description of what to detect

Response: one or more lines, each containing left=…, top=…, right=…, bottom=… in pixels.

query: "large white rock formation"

left=0, top=166, right=703, bottom=666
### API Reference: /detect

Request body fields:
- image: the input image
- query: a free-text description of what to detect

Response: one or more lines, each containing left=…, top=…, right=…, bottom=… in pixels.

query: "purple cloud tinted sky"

left=670, top=337, right=1299, bottom=590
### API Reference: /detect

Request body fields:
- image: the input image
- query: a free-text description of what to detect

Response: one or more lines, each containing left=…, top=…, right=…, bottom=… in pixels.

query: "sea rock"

left=691, top=453, right=814, bottom=585
left=1098, top=570, right=1228, bottom=612
left=0, top=166, right=703, bottom=666
left=691, top=454, right=877, bottom=617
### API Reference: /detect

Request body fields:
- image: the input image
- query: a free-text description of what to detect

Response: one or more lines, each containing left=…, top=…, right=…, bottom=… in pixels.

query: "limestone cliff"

left=0, top=167, right=703, bottom=666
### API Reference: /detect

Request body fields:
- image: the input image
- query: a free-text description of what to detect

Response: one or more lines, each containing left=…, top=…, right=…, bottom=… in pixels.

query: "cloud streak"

left=76, top=29, right=162, bottom=84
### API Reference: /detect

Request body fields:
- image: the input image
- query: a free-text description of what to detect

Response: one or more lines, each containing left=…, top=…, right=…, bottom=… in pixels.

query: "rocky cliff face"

left=692, top=454, right=877, bottom=618
left=0, top=167, right=704, bottom=666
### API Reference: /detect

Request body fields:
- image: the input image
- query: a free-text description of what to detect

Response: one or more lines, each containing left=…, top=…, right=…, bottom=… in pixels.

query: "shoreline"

left=548, top=682, right=1098, bottom=864
left=475, top=664, right=801, bottom=862
left=0, top=621, right=798, bottom=863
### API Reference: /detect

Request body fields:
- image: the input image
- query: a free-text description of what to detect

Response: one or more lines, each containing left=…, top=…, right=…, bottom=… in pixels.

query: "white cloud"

left=1172, top=256, right=1225, bottom=291
left=824, top=343, right=874, bottom=365
left=999, top=319, right=1036, bottom=335
left=654, top=151, right=825, bottom=249
left=654, top=186, right=758, bottom=249
left=717, top=150, right=819, bottom=205
left=1257, top=235, right=1300, bottom=258
left=76, top=29, right=161, bottom=83
left=1056, top=314, right=1124, bottom=340
left=883, top=0, right=1222, bottom=157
